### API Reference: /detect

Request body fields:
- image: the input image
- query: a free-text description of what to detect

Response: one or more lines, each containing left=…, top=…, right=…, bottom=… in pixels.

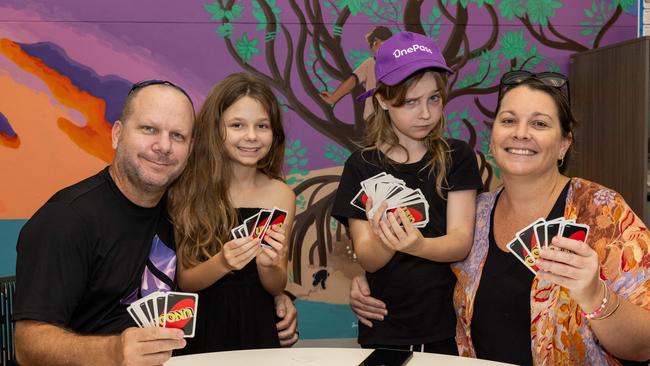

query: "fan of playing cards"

left=351, top=172, right=429, bottom=228
left=127, top=291, right=199, bottom=338
left=230, top=207, right=288, bottom=248
left=507, top=217, right=590, bottom=274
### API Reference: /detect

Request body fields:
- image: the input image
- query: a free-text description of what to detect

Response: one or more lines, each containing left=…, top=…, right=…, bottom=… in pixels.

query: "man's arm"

left=15, top=320, right=185, bottom=366
left=274, top=293, right=298, bottom=347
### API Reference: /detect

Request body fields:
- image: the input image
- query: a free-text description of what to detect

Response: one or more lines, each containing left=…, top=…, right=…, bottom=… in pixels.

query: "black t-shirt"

left=14, top=167, right=177, bottom=335
left=471, top=182, right=569, bottom=365
left=331, top=139, right=483, bottom=345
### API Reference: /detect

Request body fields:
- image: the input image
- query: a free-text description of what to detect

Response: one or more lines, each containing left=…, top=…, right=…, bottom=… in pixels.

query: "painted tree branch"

left=449, top=4, right=499, bottom=67
left=404, top=0, right=426, bottom=34
left=594, top=5, right=622, bottom=49
left=290, top=175, right=341, bottom=284
left=518, top=14, right=588, bottom=52
left=442, top=3, right=469, bottom=69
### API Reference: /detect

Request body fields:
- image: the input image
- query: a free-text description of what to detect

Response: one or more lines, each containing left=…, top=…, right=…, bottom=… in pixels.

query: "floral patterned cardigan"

left=452, top=178, right=650, bottom=365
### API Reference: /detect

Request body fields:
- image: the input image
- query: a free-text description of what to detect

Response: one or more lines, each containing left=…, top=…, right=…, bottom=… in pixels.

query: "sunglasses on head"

left=128, top=79, right=194, bottom=107
left=498, top=70, right=570, bottom=102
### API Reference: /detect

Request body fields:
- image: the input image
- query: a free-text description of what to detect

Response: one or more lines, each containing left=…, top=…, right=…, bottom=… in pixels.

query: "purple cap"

left=357, top=32, right=452, bottom=101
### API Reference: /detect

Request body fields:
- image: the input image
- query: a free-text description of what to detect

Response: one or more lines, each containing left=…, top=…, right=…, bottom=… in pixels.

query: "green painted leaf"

left=500, top=31, right=527, bottom=60
left=499, top=0, right=526, bottom=20
left=204, top=2, right=225, bottom=21
left=346, top=49, right=372, bottom=69
left=216, top=23, right=234, bottom=38
left=524, top=0, right=562, bottom=26
left=235, top=32, right=260, bottom=62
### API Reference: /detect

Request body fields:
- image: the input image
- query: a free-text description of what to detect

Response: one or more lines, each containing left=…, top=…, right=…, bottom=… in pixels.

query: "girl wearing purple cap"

left=332, top=32, right=483, bottom=353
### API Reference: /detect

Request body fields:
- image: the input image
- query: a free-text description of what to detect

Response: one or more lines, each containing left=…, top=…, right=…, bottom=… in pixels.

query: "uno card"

left=516, top=218, right=545, bottom=258
left=533, top=222, right=548, bottom=249
left=384, top=200, right=429, bottom=228
left=260, top=207, right=288, bottom=248
left=231, top=225, right=243, bottom=240
left=507, top=238, right=540, bottom=274
left=156, top=293, right=167, bottom=327
left=244, top=213, right=260, bottom=236
left=545, top=218, right=564, bottom=246
left=351, top=189, right=368, bottom=211
left=560, top=222, right=589, bottom=244
left=132, top=298, right=153, bottom=327
left=360, top=172, right=387, bottom=197
left=252, top=210, right=272, bottom=238
left=145, top=295, right=158, bottom=326
left=164, top=292, right=198, bottom=338
left=127, top=306, right=144, bottom=327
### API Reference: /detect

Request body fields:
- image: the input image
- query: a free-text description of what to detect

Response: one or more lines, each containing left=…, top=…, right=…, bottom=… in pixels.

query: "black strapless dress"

left=176, top=208, right=280, bottom=354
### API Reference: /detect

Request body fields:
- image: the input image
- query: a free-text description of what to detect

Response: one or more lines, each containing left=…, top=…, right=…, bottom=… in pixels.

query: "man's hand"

left=15, top=321, right=185, bottom=366
left=350, top=275, right=387, bottom=328
left=114, top=327, right=186, bottom=366
left=274, top=293, right=298, bottom=347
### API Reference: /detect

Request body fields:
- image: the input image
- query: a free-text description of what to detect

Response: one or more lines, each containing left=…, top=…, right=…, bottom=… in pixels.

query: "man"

left=14, top=81, right=297, bottom=366
left=319, top=26, right=392, bottom=120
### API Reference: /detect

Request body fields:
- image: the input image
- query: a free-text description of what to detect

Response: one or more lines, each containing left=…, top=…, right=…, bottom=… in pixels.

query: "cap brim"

left=355, top=89, right=375, bottom=102
left=381, top=59, right=453, bottom=86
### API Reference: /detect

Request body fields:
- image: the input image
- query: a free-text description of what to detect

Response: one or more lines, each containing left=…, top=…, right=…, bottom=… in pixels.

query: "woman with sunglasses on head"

left=350, top=70, right=650, bottom=365
left=168, top=73, right=296, bottom=353
left=332, top=31, right=483, bottom=354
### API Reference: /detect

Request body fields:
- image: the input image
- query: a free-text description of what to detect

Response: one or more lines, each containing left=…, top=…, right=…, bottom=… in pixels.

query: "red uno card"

left=507, top=238, right=540, bottom=274
left=260, top=207, right=288, bottom=247
left=163, top=292, right=198, bottom=338
left=517, top=218, right=545, bottom=260
left=545, top=218, right=564, bottom=245
left=244, top=212, right=260, bottom=236
left=559, top=222, right=589, bottom=246
left=252, top=210, right=272, bottom=238
left=384, top=200, right=429, bottom=228
left=351, top=189, right=368, bottom=211
left=533, top=222, right=547, bottom=249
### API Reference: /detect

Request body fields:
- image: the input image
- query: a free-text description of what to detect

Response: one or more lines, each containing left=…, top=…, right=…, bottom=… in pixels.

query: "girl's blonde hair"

left=364, top=68, right=450, bottom=198
left=169, top=73, right=285, bottom=269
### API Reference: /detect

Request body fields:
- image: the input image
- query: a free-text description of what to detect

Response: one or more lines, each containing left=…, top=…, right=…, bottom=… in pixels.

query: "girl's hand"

left=256, top=224, right=287, bottom=268
left=536, top=235, right=602, bottom=308
left=377, top=208, right=424, bottom=253
left=221, top=236, right=260, bottom=270
left=365, top=197, right=388, bottom=239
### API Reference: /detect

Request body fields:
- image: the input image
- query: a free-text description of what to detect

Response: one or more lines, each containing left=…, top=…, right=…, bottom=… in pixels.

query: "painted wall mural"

left=0, top=0, right=637, bottom=339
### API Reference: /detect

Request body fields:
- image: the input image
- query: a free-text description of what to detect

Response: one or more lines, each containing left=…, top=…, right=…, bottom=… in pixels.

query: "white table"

left=167, top=347, right=514, bottom=365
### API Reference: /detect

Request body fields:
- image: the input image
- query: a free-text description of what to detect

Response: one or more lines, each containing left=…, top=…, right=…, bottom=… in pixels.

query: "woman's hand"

left=221, top=236, right=260, bottom=271
left=536, top=235, right=602, bottom=309
left=256, top=224, right=287, bottom=268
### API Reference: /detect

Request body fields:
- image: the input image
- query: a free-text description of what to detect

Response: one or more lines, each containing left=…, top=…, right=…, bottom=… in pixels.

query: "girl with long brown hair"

left=169, top=72, right=295, bottom=353
left=332, top=32, right=483, bottom=353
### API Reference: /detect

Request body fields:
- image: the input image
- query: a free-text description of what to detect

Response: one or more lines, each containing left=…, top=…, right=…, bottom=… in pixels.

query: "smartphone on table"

left=359, top=348, right=414, bottom=366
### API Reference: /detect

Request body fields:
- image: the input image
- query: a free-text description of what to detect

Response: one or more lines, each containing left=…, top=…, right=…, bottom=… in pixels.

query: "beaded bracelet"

left=580, top=279, right=608, bottom=319
left=592, top=291, right=621, bottom=321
